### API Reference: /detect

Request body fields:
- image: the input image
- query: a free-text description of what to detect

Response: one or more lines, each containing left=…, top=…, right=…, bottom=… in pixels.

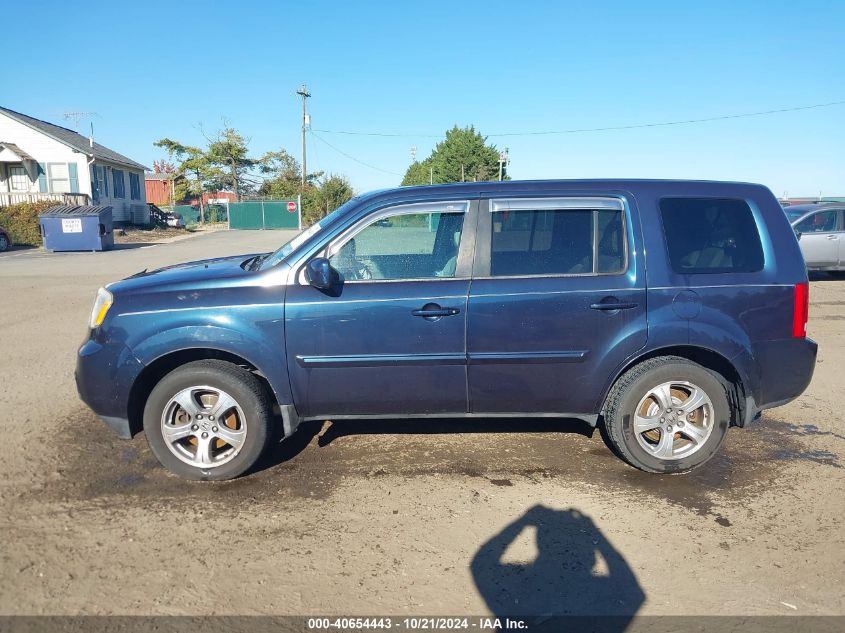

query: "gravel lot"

left=0, top=229, right=842, bottom=617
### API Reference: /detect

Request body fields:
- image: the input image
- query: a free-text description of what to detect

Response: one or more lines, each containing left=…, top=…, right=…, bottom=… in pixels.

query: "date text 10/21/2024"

left=306, top=617, right=529, bottom=630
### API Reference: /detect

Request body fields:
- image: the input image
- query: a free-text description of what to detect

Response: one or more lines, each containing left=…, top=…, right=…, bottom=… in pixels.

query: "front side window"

left=795, top=210, right=839, bottom=234
left=660, top=197, right=764, bottom=274
left=329, top=205, right=466, bottom=281
left=489, top=200, right=625, bottom=277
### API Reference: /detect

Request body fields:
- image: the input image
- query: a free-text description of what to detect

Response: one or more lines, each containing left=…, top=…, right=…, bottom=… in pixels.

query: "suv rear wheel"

left=603, top=356, right=731, bottom=473
left=143, top=360, right=273, bottom=480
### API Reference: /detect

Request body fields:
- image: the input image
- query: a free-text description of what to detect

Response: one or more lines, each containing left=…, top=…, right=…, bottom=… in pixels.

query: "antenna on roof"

left=62, top=111, right=97, bottom=131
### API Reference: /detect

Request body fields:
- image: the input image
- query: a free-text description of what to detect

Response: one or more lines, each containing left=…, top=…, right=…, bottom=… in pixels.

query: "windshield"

left=258, top=198, right=360, bottom=270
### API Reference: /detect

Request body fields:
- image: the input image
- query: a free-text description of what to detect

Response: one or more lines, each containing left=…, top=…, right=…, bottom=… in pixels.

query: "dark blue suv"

left=76, top=180, right=817, bottom=480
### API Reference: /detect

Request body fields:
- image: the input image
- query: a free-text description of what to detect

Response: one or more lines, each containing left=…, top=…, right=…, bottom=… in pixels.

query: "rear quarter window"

left=659, top=198, right=764, bottom=274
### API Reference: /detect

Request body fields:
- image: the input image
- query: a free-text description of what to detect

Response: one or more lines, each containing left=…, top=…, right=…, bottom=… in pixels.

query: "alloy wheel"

left=632, top=380, right=714, bottom=461
left=160, top=386, right=247, bottom=468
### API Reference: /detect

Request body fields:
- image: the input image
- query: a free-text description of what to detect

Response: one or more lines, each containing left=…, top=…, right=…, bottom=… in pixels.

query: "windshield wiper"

left=241, top=255, right=259, bottom=270
left=247, top=253, right=270, bottom=271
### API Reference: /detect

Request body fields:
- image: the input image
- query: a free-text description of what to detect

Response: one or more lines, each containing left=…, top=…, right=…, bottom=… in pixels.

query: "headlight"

left=89, top=287, right=114, bottom=328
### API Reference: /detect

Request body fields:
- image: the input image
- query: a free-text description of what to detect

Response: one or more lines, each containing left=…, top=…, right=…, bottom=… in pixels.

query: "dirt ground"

left=113, top=223, right=227, bottom=244
left=0, top=229, right=842, bottom=617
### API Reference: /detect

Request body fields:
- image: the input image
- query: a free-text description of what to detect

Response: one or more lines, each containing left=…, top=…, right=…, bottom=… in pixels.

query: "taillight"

left=792, top=282, right=809, bottom=338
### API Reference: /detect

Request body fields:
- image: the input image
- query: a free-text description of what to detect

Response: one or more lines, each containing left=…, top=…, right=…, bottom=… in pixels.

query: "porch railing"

left=0, top=192, right=90, bottom=207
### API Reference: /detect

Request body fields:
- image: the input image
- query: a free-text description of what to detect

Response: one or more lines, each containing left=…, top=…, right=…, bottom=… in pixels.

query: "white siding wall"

left=0, top=112, right=91, bottom=195
left=93, top=162, right=148, bottom=223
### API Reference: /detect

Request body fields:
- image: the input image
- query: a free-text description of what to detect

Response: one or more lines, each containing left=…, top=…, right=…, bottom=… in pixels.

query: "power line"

left=312, top=99, right=845, bottom=139
left=310, top=130, right=403, bottom=176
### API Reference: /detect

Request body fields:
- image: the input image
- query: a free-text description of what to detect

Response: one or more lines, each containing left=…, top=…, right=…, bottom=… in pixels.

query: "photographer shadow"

left=471, top=505, right=644, bottom=631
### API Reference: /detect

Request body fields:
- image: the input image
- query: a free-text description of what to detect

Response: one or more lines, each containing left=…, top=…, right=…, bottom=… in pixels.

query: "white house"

left=0, top=106, right=150, bottom=224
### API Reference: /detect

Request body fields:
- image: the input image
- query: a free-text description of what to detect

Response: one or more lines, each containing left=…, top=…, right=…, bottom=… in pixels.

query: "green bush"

left=0, top=201, right=56, bottom=246
left=206, top=205, right=227, bottom=224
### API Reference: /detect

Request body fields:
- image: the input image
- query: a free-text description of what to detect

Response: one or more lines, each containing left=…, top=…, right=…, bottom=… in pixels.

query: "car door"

left=285, top=200, right=476, bottom=418
left=466, top=195, right=647, bottom=415
left=795, top=209, right=841, bottom=268
left=839, top=209, right=845, bottom=267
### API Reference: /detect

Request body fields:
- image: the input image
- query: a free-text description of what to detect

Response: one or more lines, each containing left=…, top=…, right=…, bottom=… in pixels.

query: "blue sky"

left=4, top=0, right=844, bottom=196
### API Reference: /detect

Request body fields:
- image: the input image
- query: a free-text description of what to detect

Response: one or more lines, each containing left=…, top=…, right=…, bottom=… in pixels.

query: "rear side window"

left=660, top=198, right=764, bottom=274
left=490, top=206, right=625, bottom=276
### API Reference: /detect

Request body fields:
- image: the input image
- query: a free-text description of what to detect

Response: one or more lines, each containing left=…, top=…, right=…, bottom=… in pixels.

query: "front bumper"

left=75, top=336, right=144, bottom=439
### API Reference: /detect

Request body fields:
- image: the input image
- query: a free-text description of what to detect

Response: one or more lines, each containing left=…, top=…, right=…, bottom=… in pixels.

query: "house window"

left=9, top=166, right=29, bottom=191
left=47, top=163, right=70, bottom=193
left=112, top=169, right=125, bottom=198
left=129, top=172, right=141, bottom=200
left=98, top=166, right=109, bottom=198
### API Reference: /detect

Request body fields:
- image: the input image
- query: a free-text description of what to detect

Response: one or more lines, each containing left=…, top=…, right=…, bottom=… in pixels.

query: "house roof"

left=0, top=106, right=148, bottom=171
left=0, top=141, right=35, bottom=161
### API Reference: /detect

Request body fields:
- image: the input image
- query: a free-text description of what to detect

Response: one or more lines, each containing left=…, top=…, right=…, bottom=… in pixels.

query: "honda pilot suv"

left=76, top=180, right=817, bottom=480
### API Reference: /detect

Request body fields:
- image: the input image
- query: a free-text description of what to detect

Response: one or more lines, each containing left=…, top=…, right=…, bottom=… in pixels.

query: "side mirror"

left=795, top=230, right=802, bottom=241
left=305, top=257, right=336, bottom=290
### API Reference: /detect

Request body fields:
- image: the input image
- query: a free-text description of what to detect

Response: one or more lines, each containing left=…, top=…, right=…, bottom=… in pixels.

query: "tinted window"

left=660, top=198, right=764, bottom=274
left=597, top=209, right=625, bottom=273
left=330, top=211, right=464, bottom=280
left=795, top=210, right=839, bottom=233
left=786, top=207, right=814, bottom=223
left=490, top=207, right=624, bottom=276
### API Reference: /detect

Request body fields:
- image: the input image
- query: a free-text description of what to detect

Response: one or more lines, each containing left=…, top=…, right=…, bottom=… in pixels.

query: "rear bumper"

left=753, top=336, right=818, bottom=411
left=75, top=336, right=144, bottom=439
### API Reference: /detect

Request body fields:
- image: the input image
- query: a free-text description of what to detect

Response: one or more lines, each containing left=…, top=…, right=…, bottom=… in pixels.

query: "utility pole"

left=410, top=145, right=417, bottom=163
left=296, top=84, right=311, bottom=186
left=498, top=148, right=510, bottom=181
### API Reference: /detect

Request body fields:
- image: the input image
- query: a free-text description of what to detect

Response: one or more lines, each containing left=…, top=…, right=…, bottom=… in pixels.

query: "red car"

left=0, top=227, right=10, bottom=252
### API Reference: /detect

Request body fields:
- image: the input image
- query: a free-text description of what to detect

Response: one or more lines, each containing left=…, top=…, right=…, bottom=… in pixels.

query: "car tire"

left=143, top=360, right=274, bottom=481
left=0, top=233, right=9, bottom=252
left=602, top=356, right=731, bottom=474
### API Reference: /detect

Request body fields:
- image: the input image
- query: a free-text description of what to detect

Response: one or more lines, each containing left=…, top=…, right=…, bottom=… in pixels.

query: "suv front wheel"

left=143, top=360, right=273, bottom=480
left=603, top=356, right=731, bottom=473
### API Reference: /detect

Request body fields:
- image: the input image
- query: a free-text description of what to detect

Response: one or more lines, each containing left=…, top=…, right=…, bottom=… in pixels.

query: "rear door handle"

left=827, top=235, right=839, bottom=240
left=590, top=302, right=638, bottom=311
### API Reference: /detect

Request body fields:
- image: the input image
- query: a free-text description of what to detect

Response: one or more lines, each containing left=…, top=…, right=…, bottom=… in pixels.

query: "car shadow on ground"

left=471, top=504, right=645, bottom=630
left=0, top=244, right=36, bottom=257
left=316, top=416, right=595, bottom=446
left=251, top=416, right=596, bottom=474
left=809, top=271, right=845, bottom=281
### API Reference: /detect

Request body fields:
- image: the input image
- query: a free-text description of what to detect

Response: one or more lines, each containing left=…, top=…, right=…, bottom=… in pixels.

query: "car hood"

left=108, top=253, right=267, bottom=294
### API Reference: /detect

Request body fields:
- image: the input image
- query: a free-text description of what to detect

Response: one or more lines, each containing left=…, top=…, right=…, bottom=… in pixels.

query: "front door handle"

left=827, top=235, right=839, bottom=240
left=590, top=301, right=638, bottom=311
left=412, top=303, right=461, bottom=320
